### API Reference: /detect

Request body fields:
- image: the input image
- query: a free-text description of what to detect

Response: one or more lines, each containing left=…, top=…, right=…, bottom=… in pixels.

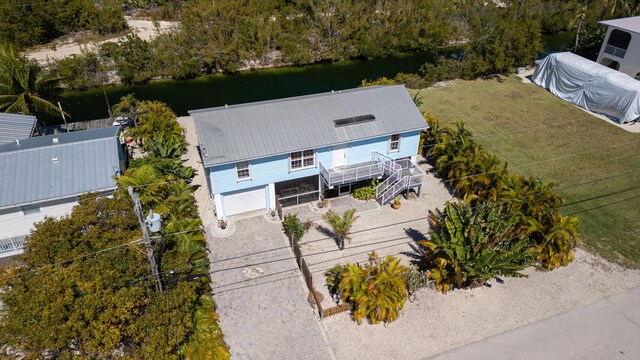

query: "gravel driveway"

left=208, top=216, right=335, bottom=360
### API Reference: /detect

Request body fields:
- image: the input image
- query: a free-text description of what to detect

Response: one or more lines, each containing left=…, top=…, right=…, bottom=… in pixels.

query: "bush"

left=325, top=253, right=410, bottom=324
left=420, top=201, right=533, bottom=293
left=283, top=214, right=312, bottom=242
left=49, top=51, right=110, bottom=90
left=129, top=156, right=196, bottom=182
left=420, top=56, right=462, bottom=86
left=351, top=179, right=378, bottom=201
left=394, top=72, right=431, bottom=89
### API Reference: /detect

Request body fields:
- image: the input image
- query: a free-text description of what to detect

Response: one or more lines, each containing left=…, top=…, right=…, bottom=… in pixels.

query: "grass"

left=417, top=76, right=640, bottom=268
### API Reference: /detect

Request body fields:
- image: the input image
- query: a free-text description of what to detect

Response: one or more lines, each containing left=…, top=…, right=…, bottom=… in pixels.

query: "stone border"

left=263, top=209, right=282, bottom=224
left=310, top=199, right=332, bottom=213
left=210, top=219, right=237, bottom=238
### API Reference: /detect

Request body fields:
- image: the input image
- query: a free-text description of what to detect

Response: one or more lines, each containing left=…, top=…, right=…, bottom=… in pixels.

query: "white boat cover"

left=532, top=52, right=640, bottom=124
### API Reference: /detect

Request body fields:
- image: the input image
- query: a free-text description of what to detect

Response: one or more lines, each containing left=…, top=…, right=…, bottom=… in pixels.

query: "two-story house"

left=190, top=85, right=428, bottom=219
left=0, top=127, right=126, bottom=259
left=597, top=16, right=640, bottom=78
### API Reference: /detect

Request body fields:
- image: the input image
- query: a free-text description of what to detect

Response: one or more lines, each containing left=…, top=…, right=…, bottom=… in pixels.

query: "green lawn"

left=417, top=76, right=640, bottom=268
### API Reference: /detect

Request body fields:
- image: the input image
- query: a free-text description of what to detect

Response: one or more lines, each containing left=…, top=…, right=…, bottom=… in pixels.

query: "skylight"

left=333, top=114, right=376, bottom=127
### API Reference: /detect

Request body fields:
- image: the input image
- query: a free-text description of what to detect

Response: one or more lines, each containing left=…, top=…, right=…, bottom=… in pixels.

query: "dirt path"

left=25, top=17, right=178, bottom=64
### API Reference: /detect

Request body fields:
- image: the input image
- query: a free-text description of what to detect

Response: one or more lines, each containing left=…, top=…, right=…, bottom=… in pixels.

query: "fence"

left=275, top=195, right=283, bottom=220
left=288, top=233, right=324, bottom=319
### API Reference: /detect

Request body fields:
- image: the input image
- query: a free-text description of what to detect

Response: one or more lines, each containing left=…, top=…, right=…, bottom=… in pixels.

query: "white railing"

left=372, top=151, right=401, bottom=174
left=0, top=235, right=26, bottom=255
left=375, top=158, right=426, bottom=204
left=327, top=162, right=384, bottom=185
left=375, top=168, right=401, bottom=198
left=379, top=177, right=409, bottom=205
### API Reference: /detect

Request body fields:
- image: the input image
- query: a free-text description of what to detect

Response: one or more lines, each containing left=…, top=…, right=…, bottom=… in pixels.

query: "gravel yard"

left=288, top=159, right=640, bottom=360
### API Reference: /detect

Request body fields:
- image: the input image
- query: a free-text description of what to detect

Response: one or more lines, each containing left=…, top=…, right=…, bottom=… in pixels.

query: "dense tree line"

left=0, top=0, right=127, bottom=49
left=4, top=0, right=640, bottom=90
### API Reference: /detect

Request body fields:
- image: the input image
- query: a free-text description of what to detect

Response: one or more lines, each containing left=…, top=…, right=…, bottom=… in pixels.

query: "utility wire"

left=0, top=229, right=200, bottom=283
left=4, top=163, right=639, bottom=286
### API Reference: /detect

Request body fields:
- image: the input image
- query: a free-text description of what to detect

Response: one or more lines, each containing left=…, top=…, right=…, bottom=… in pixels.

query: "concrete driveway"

left=207, top=215, right=335, bottom=360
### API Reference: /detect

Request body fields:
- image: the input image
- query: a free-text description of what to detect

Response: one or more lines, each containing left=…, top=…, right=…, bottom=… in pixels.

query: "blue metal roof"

left=0, top=127, right=122, bottom=209
left=190, top=86, right=428, bottom=167
left=0, top=113, right=37, bottom=145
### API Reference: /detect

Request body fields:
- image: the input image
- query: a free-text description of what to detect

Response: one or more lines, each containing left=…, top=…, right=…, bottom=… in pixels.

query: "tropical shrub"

left=351, top=179, right=378, bottom=201
left=129, top=156, right=196, bottom=182
left=326, top=253, right=410, bottom=324
left=422, top=116, right=580, bottom=272
left=125, top=100, right=185, bottom=154
left=283, top=214, right=304, bottom=241
left=323, top=209, right=359, bottom=250
left=420, top=201, right=533, bottom=293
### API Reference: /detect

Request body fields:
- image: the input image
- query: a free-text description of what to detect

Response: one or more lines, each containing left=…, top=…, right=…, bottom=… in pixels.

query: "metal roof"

left=190, top=86, right=428, bottom=167
left=0, top=113, right=37, bottom=145
left=0, top=127, right=122, bottom=209
left=600, top=16, right=640, bottom=34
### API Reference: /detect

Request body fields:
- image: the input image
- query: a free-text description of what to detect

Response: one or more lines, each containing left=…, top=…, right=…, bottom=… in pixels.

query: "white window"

left=21, top=204, right=41, bottom=216
left=236, top=161, right=251, bottom=180
left=290, top=149, right=315, bottom=170
left=389, top=134, right=401, bottom=152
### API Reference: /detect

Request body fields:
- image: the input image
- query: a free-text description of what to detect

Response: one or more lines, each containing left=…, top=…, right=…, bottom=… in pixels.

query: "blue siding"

left=208, top=131, right=421, bottom=194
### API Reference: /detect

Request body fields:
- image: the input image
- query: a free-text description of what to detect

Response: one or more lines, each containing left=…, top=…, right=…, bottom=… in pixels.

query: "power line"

left=4, top=161, right=639, bottom=286
left=0, top=229, right=200, bottom=283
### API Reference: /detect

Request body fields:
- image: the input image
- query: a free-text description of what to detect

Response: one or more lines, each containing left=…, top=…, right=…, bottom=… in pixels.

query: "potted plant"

left=391, top=197, right=401, bottom=210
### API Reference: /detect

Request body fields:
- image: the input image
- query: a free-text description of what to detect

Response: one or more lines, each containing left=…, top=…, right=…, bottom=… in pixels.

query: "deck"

left=322, top=160, right=384, bottom=187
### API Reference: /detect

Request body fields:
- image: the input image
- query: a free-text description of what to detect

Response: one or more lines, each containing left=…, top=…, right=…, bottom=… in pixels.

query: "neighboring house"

left=597, top=16, right=640, bottom=78
left=0, top=127, right=126, bottom=258
left=0, top=113, right=37, bottom=146
left=191, top=85, right=428, bottom=219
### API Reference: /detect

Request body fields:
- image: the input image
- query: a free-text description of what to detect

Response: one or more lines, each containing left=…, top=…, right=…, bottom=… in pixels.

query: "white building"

left=597, top=16, right=640, bottom=79
left=0, top=127, right=125, bottom=259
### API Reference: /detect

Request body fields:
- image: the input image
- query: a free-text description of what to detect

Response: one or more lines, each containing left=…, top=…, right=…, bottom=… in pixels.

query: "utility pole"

left=128, top=186, right=164, bottom=294
left=103, top=89, right=113, bottom=119
left=57, top=101, right=68, bottom=130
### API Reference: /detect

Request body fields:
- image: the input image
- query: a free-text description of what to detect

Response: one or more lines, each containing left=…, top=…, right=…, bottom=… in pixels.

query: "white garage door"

left=223, top=187, right=267, bottom=216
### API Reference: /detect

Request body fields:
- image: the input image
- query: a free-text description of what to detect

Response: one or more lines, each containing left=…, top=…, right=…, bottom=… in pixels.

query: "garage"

left=223, top=187, right=267, bottom=216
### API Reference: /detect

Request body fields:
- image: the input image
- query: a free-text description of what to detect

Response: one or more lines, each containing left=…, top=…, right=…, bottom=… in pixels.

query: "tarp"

left=532, top=52, right=640, bottom=124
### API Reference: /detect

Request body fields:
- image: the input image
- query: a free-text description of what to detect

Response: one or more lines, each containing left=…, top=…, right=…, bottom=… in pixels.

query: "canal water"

left=51, top=32, right=573, bottom=124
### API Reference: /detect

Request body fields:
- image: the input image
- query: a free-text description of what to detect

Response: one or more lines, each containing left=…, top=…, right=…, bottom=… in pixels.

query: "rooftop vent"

left=52, top=157, right=59, bottom=163
left=52, top=137, right=59, bottom=143
left=333, top=114, right=376, bottom=127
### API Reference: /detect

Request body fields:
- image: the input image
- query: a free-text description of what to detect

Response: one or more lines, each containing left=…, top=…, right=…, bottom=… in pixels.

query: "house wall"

left=208, top=131, right=421, bottom=195
left=597, top=26, right=640, bottom=78
left=0, top=198, right=78, bottom=257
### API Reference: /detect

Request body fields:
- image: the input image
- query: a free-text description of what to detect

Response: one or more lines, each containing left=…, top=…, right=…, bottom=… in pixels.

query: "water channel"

left=51, top=32, right=573, bottom=124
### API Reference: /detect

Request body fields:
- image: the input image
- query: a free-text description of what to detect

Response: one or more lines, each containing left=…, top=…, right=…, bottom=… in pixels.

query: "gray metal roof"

left=600, top=16, right=640, bottom=34
left=0, top=127, right=122, bottom=209
left=190, top=85, right=428, bottom=167
left=0, top=113, right=37, bottom=145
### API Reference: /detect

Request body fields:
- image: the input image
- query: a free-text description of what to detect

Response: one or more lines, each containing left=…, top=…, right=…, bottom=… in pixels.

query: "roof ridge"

left=0, top=136, right=117, bottom=155
left=188, top=85, right=402, bottom=114
left=0, top=128, right=119, bottom=154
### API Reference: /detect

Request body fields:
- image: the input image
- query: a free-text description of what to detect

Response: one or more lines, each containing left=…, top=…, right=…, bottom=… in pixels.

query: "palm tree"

left=322, top=209, right=358, bottom=250
left=0, top=47, right=68, bottom=119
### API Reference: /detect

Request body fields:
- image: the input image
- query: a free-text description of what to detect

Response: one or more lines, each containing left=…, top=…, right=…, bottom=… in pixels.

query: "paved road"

left=428, top=287, right=640, bottom=360
left=208, top=216, right=335, bottom=360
